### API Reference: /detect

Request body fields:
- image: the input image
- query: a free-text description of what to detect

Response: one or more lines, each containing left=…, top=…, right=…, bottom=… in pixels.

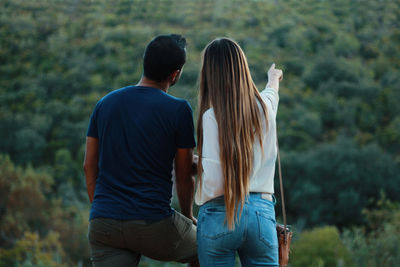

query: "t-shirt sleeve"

left=176, top=101, right=196, bottom=148
left=260, top=87, right=279, bottom=118
left=86, top=102, right=100, bottom=138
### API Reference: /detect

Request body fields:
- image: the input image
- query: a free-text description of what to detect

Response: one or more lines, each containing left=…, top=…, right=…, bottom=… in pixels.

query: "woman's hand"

left=266, top=63, right=283, bottom=91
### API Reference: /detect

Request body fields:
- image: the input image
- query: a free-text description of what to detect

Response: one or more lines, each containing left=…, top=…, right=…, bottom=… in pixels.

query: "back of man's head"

left=143, top=34, right=186, bottom=82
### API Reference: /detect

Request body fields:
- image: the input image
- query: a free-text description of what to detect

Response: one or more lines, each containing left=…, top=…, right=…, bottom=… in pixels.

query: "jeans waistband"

left=201, top=193, right=276, bottom=208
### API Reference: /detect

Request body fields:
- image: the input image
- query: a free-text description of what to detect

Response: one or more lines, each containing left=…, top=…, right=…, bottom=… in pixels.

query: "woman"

left=195, top=38, right=283, bottom=266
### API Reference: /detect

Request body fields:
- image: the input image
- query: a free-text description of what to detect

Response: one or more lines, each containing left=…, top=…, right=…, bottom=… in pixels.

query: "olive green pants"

left=88, top=211, right=197, bottom=266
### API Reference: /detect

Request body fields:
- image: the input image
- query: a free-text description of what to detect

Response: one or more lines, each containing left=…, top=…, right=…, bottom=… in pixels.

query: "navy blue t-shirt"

left=86, top=85, right=196, bottom=221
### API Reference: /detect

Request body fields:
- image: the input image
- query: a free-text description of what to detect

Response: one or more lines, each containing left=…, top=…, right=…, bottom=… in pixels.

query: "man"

left=83, top=34, right=198, bottom=266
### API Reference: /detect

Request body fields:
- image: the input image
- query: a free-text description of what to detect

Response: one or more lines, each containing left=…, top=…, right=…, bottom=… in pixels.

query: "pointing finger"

left=269, top=63, right=275, bottom=71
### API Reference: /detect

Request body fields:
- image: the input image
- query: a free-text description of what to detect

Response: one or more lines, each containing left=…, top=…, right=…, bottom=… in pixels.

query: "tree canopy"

left=0, top=0, right=399, bottom=265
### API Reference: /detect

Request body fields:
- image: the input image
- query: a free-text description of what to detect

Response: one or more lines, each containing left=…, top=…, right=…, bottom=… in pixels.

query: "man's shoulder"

left=97, top=86, right=192, bottom=116
left=159, top=90, right=188, bottom=104
left=101, top=86, right=133, bottom=101
left=156, top=91, right=192, bottom=112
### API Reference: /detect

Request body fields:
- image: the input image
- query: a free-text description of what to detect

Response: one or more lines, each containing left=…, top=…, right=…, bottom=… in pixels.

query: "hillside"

left=0, top=0, right=399, bottom=266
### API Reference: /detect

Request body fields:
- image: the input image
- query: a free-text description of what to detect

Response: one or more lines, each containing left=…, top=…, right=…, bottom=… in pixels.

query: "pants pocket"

left=88, top=219, right=112, bottom=245
left=198, top=208, right=234, bottom=240
left=172, top=212, right=193, bottom=240
left=256, top=211, right=278, bottom=248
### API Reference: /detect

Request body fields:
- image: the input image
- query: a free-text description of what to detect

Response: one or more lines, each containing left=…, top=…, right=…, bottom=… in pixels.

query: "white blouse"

left=195, top=87, right=279, bottom=206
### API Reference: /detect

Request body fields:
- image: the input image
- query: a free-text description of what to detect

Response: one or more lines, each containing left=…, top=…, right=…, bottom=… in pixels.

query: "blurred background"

left=0, top=0, right=399, bottom=266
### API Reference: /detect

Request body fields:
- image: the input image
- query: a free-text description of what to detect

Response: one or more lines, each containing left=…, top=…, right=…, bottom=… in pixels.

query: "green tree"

left=342, top=197, right=400, bottom=267
left=0, top=155, right=90, bottom=266
left=283, top=139, right=400, bottom=227
left=0, top=231, right=67, bottom=267
left=290, top=226, right=353, bottom=267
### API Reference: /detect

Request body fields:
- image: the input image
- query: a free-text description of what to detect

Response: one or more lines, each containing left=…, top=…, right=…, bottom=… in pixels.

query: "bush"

left=290, top=226, right=353, bottom=267
left=342, top=197, right=400, bottom=267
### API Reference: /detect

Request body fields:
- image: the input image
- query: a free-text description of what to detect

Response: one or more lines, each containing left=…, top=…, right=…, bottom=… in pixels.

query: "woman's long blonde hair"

left=197, top=38, right=268, bottom=229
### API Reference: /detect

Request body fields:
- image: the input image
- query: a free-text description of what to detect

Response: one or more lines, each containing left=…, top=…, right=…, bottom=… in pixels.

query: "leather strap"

left=276, top=128, right=288, bottom=242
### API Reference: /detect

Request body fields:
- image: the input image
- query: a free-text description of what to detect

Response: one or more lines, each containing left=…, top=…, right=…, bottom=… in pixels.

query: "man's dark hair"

left=143, top=34, right=186, bottom=82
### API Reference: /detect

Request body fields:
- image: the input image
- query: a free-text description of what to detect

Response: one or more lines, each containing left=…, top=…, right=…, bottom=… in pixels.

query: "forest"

left=0, top=0, right=399, bottom=266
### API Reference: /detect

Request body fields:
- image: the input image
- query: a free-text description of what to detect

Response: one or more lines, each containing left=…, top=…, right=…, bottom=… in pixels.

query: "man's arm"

left=192, top=154, right=198, bottom=176
left=83, top=137, right=99, bottom=203
left=175, top=148, right=197, bottom=225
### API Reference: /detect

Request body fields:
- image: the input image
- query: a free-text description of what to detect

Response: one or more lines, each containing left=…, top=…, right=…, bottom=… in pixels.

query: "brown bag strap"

left=276, top=128, right=288, bottom=241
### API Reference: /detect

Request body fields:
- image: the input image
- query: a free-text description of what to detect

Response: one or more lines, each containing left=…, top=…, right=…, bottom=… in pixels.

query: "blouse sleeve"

left=260, top=87, right=279, bottom=118
left=202, top=110, right=220, bottom=162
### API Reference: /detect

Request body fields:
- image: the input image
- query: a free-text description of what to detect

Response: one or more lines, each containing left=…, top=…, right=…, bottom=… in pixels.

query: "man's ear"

left=170, top=69, right=180, bottom=83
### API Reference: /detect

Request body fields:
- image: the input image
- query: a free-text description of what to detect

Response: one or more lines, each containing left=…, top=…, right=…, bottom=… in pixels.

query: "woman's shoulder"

left=202, top=108, right=218, bottom=128
left=203, top=108, right=216, bottom=120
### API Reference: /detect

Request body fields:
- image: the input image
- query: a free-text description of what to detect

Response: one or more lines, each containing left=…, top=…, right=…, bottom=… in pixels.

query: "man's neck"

left=137, top=76, right=169, bottom=92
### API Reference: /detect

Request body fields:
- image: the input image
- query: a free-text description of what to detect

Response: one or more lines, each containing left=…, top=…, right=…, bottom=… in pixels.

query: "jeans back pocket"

left=256, top=211, right=278, bottom=248
left=199, top=207, right=234, bottom=240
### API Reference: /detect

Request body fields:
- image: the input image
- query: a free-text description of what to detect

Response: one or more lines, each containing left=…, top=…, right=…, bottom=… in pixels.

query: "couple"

left=84, top=34, right=283, bottom=267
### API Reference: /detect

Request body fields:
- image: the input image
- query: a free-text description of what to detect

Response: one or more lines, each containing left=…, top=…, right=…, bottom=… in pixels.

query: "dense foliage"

left=342, top=197, right=400, bottom=266
left=290, top=226, right=353, bottom=267
left=1, top=0, right=399, bottom=265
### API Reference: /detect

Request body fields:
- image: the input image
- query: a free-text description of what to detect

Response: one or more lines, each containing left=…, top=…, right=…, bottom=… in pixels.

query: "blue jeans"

left=197, top=193, right=279, bottom=267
